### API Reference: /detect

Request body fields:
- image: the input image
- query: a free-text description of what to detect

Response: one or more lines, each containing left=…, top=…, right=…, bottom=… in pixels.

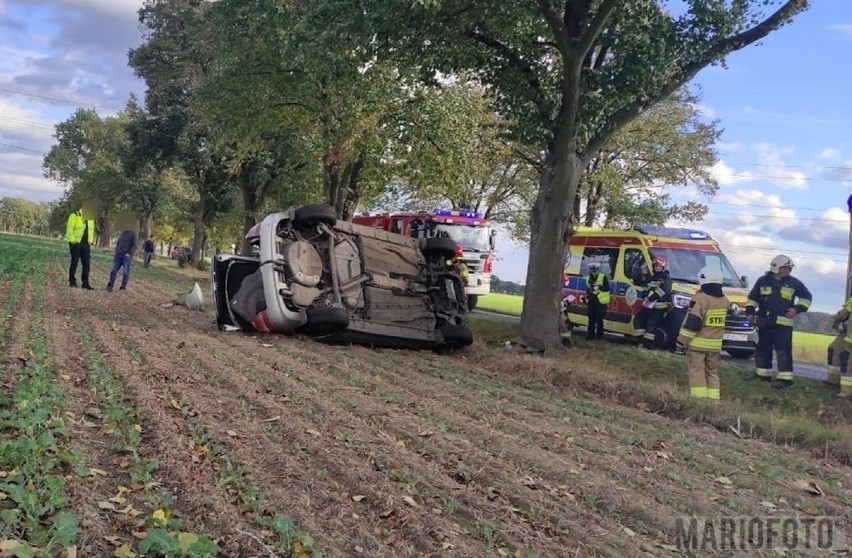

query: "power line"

left=0, top=87, right=122, bottom=112
left=0, top=142, right=47, bottom=155
left=0, top=116, right=54, bottom=130
left=704, top=210, right=845, bottom=224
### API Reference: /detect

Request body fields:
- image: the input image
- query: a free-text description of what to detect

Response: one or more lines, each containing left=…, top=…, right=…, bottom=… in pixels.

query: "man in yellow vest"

left=827, top=297, right=852, bottom=397
left=66, top=208, right=96, bottom=289
left=676, top=265, right=730, bottom=401
left=582, top=263, right=610, bottom=340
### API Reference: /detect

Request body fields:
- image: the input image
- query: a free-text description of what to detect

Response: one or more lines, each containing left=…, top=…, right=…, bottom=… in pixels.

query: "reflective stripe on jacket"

left=65, top=211, right=95, bottom=244
left=587, top=273, right=610, bottom=305
left=677, top=291, right=731, bottom=352
left=745, top=272, right=812, bottom=327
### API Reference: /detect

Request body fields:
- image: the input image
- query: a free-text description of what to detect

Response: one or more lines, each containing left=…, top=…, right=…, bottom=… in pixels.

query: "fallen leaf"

left=715, top=476, right=733, bottom=486
left=132, top=424, right=142, bottom=433
left=708, top=495, right=722, bottom=502
left=623, top=527, right=636, bottom=538
left=759, top=501, right=777, bottom=511
left=795, top=479, right=823, bottom=496
left=419, top=430, right=435, bottom=437
left=522, top=476, right=537, bottom=489
left=88, top=468, right=108, bottom=477
left=306, top=429, right=321, bottom=438
left=226, top=430, right=238, bottom=437
left=396, top=439, right=406, bottom=447
left=351, top=495, right=366, bottom=502
left=379, top=509, right=393, bottom=518
left=401, top=496, right=419, bottom=507
left=643, top=467, right=653, bottom=473
left=63, top=546, right=78, bottom=558
left=98, top=501, right=117, bottom=511
left=114, top=544, right=136, bottom=558
left=61, top=374, right=71, bottom=381
left=152, top=508, right=168, bottom=524
left=655, top=451, right=671, bottom=460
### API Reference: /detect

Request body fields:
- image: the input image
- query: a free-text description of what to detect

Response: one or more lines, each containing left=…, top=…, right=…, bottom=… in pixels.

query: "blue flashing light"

left=634, top=225, right=712, bottom=241
left=433, top=208, right=482, bottom=219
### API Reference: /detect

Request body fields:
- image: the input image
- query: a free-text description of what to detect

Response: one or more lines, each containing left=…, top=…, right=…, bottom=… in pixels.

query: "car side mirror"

left=741, top=275, right=749, bottom=288
left=490, top=230, right=497, bottom=251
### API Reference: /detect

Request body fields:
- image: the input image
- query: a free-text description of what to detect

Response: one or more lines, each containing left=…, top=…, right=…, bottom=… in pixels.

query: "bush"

left=177, top=252, right=191, bottom=268
left=196, top=258, right=209, bottom=272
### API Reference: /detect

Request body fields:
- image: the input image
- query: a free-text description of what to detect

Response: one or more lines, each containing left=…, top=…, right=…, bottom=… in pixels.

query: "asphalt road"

left=470, top=309, right=828, bottom=382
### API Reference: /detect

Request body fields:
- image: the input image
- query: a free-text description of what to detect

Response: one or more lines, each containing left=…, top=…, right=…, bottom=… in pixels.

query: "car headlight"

left=672, top=294, right=691, bottom=309
left=729, top=302, right=742, bottom=316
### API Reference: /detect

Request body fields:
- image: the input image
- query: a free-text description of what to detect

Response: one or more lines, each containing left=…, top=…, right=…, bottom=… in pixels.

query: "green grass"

left=477, top=293, right=833, bottom=365
left=468, top=317, right=852, bottom=466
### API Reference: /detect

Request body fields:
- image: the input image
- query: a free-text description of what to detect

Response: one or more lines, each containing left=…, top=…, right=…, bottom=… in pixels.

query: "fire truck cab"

left=351, top=209, right=496, bottom=309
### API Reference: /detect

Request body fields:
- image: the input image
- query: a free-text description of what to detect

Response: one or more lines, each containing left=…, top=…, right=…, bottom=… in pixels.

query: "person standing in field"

left=107, top=227, right=139, bottom=292
left=744, top=254, right=812, bottom=389
left=826, top=296, right=852, bottom=398
left=143, top=236, right=155, bottom=268
left=66, top=207, right=95, bottom=290
left=676, top=266, right=730, bottom=402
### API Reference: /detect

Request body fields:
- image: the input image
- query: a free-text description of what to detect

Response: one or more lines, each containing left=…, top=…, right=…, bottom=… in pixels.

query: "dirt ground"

left=5, top=252, right=852, bottom=558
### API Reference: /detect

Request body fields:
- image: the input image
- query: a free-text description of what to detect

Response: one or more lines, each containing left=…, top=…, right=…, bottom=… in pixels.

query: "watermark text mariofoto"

left=674, top=516, right=848, bottom=551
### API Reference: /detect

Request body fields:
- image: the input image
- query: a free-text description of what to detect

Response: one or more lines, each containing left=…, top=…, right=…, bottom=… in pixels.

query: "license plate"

left=723, top=333, right=748, bottom=342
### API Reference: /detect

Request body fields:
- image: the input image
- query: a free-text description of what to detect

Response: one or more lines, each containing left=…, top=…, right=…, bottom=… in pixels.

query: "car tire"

left=294, top=204, right=337, bottom=228
left=422, top=237, right=457, bottom=261
left=300, top=306, right=350, bottom=336
left=467, top=295, right=478, bottom=310
left=438, top=323, right=474, bottom=349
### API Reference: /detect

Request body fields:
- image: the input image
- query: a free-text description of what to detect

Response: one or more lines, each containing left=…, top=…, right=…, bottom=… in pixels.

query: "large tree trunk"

left=240, top=165, right=261, bottom=256
left=142, top=212, right=153, bottom=240
left=191, top=195, right=206, bottom=267
left=518, top=143, right=583, bottom=351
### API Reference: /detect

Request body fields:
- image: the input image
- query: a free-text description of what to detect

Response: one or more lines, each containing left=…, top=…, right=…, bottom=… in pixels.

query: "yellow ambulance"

left=561, top=225, right=758, bottom=358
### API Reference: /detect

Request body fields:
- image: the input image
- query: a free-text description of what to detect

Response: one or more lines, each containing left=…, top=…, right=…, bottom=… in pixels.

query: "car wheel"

left=422, top=237, right=457, bottom=261
left=438, top=324, right=474, bottom=349
left=300, top=306, right=350, bottom=336
left=294, top=204, right=337, bottom=228
left=467, top=295, right=478, bottom=310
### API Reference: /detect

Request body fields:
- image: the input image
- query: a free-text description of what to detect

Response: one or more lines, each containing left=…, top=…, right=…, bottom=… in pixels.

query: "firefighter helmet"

left=697, top=265, right=723, bottom=286
left=652, top=256, right=667, bottom=269
left=769, top=254, right=794, bottom=273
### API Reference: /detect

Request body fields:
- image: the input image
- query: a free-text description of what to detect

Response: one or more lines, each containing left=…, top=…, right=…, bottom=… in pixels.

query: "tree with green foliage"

left=574, top=86, right=721, bottom=229
left=43, top=108, right=131, bottom=246
left=343, top=0, right=809, bottom=349
left=129, top=0, right=234, bottom=267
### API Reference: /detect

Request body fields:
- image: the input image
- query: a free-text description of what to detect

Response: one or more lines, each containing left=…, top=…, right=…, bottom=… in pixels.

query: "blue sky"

left=0, top=1, right=850, bottom=312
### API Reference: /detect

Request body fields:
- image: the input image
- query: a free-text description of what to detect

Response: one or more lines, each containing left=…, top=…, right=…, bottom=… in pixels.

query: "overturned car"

left=211, top=204, right=474, bottom=350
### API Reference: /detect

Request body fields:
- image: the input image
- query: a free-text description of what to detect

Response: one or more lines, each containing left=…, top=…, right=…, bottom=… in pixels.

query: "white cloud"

left=751, top=142, right=807, bottom=190
left=708, top=160, right=753, bottom=186
left=829, top=24, right=852, bottom=36
left=820, top=148, right=841, bottom=160
left=694, top=103, right=717, bottom=119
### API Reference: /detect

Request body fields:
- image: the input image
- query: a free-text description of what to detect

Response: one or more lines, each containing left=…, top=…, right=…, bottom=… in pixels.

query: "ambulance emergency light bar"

left=433, top=208, right=481, bottom=219
left=633, top=225, right=713, bottom=241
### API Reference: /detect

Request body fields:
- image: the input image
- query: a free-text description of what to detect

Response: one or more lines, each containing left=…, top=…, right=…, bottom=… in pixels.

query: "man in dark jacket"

left=107, top=228, right=139, bottom=292
left=745, top=254, right=812, bottom=389
left=143, top=237, right=155, bottom=268
left=632, top=255, right=673, bottom=348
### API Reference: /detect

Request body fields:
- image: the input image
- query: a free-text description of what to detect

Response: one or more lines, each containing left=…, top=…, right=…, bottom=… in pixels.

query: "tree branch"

left=584, top=0, right=807, bottom=158
left=467, top=30, right=547, bottom=108
left=536, top=0, right=570, bottom=55
left=574, top=0, right=619, bottom=60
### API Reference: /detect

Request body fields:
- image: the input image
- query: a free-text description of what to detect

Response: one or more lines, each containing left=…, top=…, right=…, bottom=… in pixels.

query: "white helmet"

left=769, top=254, right=794, bottom=274
left=697, top=265, right=723, bottom=286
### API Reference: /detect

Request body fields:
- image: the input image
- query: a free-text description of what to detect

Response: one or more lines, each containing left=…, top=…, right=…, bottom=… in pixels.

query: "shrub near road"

left=2, top=232, right=852, bottom=557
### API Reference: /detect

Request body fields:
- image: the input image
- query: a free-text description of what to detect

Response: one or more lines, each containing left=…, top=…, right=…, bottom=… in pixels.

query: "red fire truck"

left=351, top=209, right=496, bottom=309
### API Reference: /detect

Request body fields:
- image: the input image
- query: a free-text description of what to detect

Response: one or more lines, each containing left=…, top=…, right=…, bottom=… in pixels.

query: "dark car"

left=211, top=204, right=473, bottom=350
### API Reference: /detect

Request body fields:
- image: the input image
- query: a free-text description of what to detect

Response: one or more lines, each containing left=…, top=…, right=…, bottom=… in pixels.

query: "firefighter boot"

left=839, top=351, right=852, bottom=398
left=826, top=344, right=842, bottom=386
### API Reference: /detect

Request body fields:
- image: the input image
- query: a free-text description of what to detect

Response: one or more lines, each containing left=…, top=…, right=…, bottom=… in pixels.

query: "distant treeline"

left=490, top=276, right=525, bottom=296
left=794, top=311, right=840, bottom=336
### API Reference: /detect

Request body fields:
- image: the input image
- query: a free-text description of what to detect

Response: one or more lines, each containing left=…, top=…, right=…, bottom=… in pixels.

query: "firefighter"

left=745, top=254, right=812, bottom=389
left=676, top=266, right=730, bottom=402
left=582, top=263, right=610, bottom=340
left=827, top=297, right=852, bottom=397
left=632, top=256, right=673, bottom=348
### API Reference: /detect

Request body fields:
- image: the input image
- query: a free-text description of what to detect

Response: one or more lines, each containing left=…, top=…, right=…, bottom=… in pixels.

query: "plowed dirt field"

left=2, top=234, right=851, bottom=558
